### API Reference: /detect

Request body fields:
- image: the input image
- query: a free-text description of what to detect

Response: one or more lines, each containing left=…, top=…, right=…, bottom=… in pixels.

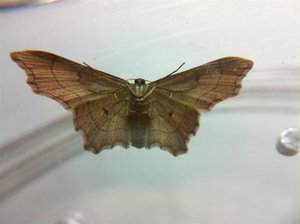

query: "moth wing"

left=73, top=89, right=130, bottom=153
left=10, top=50, right=127, bottom=109
left=146, top=57, right=253, bottom=155
left=11, top=50, right=130, bottom=153
left=146, top=91, right=199, bottom=156
left=151, top=57, right=253, bottom=110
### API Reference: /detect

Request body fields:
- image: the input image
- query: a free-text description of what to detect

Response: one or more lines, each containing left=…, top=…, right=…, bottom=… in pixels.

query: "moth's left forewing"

left=10, top=50, right=128, bottom=109
left=11, top=50, right=131, bottom=154
left=151, top=57, right=253, bottom=111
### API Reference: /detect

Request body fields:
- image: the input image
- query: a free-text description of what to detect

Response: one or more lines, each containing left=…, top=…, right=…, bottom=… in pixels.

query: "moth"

left=10, top=50, right=253, bottom=156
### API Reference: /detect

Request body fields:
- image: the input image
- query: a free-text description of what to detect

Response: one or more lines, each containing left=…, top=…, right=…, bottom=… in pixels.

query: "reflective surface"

left=0, top=1, right=299, bottom=223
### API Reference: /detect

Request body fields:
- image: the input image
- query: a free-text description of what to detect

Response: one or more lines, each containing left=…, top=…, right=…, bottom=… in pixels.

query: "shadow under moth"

left=10, top=50, right=253, bottom=156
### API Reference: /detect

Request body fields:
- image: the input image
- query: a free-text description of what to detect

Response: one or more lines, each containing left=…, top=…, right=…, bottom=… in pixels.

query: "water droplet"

left=56, top=211, right=86, bottom=224
left=276, top=128, right=300, bottom=156
left=56, top=218, right=80, bottom=224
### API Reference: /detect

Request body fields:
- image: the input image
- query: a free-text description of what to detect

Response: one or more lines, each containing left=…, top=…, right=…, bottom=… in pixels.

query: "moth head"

left=134, top=78, right=146, bottom=86
left=133, top=78, right=147, bottom=98
left=126, top=78, right=155, bottom=101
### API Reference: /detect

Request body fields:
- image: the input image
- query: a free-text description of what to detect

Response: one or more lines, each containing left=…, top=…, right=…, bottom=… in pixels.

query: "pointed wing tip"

left=234, top=56, right=254, bottom=69
left=10, top=50, right=35, bottom=63
left=10, top=50, right=51, bottom=60
left=247, top=59, right=254, bottom=66
left=10, top=50, right=30, bottom=58
left=10, top=51, right=30, bottom=72
left=243, top=58, right=254, bottom=70
left=222, top=56, right=254, bottom=66
left=10, top=51, right=20, bottom=61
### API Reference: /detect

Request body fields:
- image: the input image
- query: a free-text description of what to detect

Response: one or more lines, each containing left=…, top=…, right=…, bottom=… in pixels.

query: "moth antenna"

left=83, top=62, right=101, bottom=74
left=166, top=62, right=185, bottom=77
left=83, top=62, right=93, bottom=68
left=83, top=62, right=113, bottom=79
left=126, top=78, right=136, bottom=82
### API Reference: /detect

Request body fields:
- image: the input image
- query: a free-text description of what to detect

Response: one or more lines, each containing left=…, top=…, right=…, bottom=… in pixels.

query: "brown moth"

left=10, top=50, right=253, bottom=156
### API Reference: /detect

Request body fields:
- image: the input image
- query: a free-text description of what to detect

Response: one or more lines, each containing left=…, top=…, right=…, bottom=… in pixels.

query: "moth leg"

left=125, top=97, right=130, bottom=116
left=147, top=99, right=155, bottom=117
left=114, top=92, right=118, bottom=99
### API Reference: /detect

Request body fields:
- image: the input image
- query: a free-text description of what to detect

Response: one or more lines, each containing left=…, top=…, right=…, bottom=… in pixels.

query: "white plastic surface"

left=0, top=1, right=299, bottom=223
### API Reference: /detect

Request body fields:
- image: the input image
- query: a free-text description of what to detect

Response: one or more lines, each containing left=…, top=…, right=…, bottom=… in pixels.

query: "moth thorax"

left=134, top=78, right=147, bottom=97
